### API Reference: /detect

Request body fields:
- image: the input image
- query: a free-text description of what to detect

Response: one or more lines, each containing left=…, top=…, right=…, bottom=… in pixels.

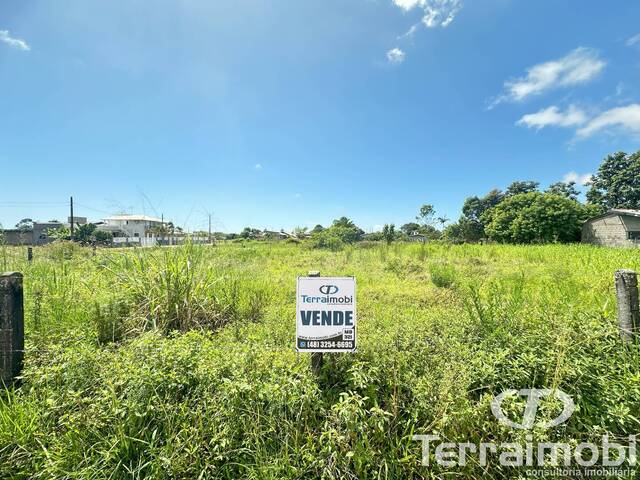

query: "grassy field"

left=1, top=241, right=639, bottom=479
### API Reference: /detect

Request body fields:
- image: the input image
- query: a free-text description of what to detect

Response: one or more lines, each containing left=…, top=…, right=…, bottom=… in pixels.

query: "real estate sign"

left=296, top=276, right=356, bottom=352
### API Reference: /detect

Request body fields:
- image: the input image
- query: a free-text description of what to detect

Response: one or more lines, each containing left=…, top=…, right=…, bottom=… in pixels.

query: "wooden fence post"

left=615, top=269, right=639, bottom=343
left=308, top=270, right=324, bottom=373
left=0, top=272, right=24, bottom=387
left=27, top=247, right=33, bottom=263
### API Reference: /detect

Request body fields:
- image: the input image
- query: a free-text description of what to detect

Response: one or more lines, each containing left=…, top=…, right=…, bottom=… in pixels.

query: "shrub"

left=429, top=262, right=456, bottom=287
left=93, top=298, right=129, bottom=345
left=482, top=192, right=595, bottom=243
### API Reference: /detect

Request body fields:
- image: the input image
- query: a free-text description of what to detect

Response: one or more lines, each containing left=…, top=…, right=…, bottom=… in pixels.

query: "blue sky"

left=1, top=0, right=639, bottom=233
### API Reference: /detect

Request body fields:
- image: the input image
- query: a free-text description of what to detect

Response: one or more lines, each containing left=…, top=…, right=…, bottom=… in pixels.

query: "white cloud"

left=0, top=30, right=30, bottom=51
left=492, top=47, right=605, bottom=106
left=392, top=0, right=462, bottom=28
left=387, top=47, right=406, bottom=64
left=516, top=105, right=587, bottom=130
left=562, top=171, right=592, bottom=186
left=576, top=103, right=640, bottom=139
left=397, top=24, right=419, bottom=40
left=254, top=163, right=263, bottom=170
left=627, top=33, right=640, bottom=47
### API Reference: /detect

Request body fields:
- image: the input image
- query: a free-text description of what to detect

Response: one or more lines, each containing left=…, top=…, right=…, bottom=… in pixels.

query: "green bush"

left=429, top=262, right=456, bottom=287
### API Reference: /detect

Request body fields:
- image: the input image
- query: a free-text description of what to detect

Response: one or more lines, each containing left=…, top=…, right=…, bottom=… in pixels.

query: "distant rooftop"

left=103, top=214, right=164, bottom=223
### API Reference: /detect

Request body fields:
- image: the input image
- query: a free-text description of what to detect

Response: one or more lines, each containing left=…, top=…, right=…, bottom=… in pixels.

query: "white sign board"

left=296, top=276, right=356, bottom=352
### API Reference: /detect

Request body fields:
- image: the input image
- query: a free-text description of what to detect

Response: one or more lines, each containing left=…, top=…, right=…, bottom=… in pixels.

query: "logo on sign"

left=319, top=285, right=339, bottom=295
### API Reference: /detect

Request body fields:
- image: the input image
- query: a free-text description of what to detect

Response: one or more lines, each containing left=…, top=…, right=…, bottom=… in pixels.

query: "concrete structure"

left=260, top=229, right=291, bottom=240
left=98, top=215, right=165, bottom=240
left=2, top=222, right=66, bottom=246
left=582, top=209, right=640, bottom=247
left=33, top=222, right=66, bottom=245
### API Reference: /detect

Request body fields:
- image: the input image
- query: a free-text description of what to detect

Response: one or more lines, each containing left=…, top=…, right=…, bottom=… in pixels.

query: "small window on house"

left=134, top=232, right=139, bottom=237
left=629, top=231, right=640, bottom=240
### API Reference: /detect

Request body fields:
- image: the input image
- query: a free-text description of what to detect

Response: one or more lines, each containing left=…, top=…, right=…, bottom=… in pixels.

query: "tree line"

left=301, top=149, right=640, bottom=247
left=443, top=150, right=639, bottom=244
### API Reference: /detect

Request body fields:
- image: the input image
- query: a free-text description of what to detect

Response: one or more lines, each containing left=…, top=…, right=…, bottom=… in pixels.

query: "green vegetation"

left=587, top=150, right=640, bottom=209
left=0, top=241, right=639, bottom=479
left=482, top=192, right=599, bottom=243
left=443, top=149, right=640, bottom=244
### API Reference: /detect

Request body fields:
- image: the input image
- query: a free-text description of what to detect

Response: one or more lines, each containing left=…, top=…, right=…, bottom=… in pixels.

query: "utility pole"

left=208, top=214, right=212, bottom=244
left=69, top=196, right=75, bottom=239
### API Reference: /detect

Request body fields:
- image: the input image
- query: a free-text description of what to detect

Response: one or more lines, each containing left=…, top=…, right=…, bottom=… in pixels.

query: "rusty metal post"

left=1, top=272, right=24, bottom=387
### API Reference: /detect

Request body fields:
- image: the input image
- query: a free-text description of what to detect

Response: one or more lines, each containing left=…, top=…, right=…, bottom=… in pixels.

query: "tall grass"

left=0, top=241, right=638, bottom=479
left=101, top=243, right=270, bottom=335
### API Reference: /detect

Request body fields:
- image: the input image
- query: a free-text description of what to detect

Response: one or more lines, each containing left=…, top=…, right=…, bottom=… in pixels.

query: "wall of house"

left=2, top=230, right=33, bottom=245
left=105, top=220, right=149, bottom=238
left=33, top=223, right=63, bottom=245
left=582, top=214, right=638, bottom=247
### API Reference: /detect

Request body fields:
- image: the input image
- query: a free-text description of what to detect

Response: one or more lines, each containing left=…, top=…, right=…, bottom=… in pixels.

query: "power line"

left=0, top=201, right=67, bottom=206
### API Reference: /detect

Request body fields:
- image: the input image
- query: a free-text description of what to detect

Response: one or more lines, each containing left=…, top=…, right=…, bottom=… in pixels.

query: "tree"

left=436, top=216, right=449, bottom=230
left=416, top=204, right=435, bottom=226
left=505, top=181, right=540, bottom=197
left=419, top=225, right=442, bottom=240
left=74, top=223, right=97, bottom=244
left=442, top=216, right=484, bottom=243
left=312, top=217, right=363, bottom=248
left=400, top=222, right=421, bottom=236
left=462, top=190, right=504, bottom=221
left=459, top=189, right=504, bottom=241
left=240, top=227, right=261, bottom=239
left=94, top=230, right=113, bottom=245
left=587, top=150, right=640, bottom=209
left=546, top=181, right=579, bottom=201
left=382, top=224, right=395, bottom=245
left=311, top=224, right=324, bottom=234
left=482, top=192, right=597, bottom=244
left=293, top=226, right=308, bottom=238
left=15, top=218, right=34, bottom=232
left=332, top=217, right=357, bottom=229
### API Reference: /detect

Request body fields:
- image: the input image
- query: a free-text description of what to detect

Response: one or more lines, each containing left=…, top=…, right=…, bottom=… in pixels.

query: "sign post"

left=297, top=272, right=356, bottom=372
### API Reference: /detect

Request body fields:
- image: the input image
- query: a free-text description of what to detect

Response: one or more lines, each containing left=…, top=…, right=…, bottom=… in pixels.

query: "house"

left=260, top=229, right=291, bottom=240
left=98, top=215, right=165, bottom=242
left=2, top=221, right=66, bottom=246
left=582, top=209, right=640, bottom=247
left=409, top=232, right=427, bottom=243
left=33, top=222, right=67, bottom=244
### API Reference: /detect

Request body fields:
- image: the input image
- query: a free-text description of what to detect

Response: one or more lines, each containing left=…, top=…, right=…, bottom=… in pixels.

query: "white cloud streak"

left=627, top=33, right=640, bottom=47
left=0, top=30, right=30, bottom=51
left=562, top=171, right=592, bottom=186
left=254, top=163, right=263, bottom=170
left=492, top=47, right=605, bottom=107
left=387, top=47, right=406, bottom=64
left=392, top=0, right=462, bottom=28
left=516, top=105, right=587, bottom=130
left=576, top=103, right=640, bottom=139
